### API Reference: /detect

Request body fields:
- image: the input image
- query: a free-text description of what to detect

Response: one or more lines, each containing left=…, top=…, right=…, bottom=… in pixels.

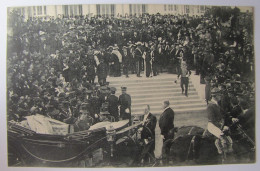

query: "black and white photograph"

left=4, top=1, right=257, bottom=168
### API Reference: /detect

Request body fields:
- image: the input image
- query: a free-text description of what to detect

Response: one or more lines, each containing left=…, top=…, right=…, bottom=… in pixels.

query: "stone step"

left=128, top=91, right=198, bottom=98
left=131, top=95, right=201, bottom=103
left=132, top=99, right=204, bottom=107
left=108, top=77, right=189, bottom=84
left=111, top=84, right=175, bottom=88
left=132, top=103, right=206, bottom=112
left=109, top=81, right=193, bottom=87
left=132, top=107, right=206, bottom=115
left=114, top=87, right=197, bottom=94
left=112, top=84, right=194, bottom=91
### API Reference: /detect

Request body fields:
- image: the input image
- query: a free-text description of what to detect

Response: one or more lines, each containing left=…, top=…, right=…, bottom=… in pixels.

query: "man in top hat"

left=206, top=89, right=233, bottom=155
left=107, top=87, right=119, bottom=121
left=119, top=86, right=132, bottom=123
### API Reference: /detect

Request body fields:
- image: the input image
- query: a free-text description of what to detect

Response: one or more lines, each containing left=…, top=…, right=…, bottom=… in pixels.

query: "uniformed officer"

left=107, top=87, right=119, bottom=121
left=119, top=87, right=132, bottom=123
left=178, top=61, right=191, bottom=97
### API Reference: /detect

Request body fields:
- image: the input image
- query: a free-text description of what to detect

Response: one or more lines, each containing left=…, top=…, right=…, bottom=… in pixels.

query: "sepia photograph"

left=5, top=1, right=256, bottom=168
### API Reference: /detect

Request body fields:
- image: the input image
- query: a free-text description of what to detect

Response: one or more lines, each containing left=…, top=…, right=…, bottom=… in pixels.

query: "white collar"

left=211, top=99, right=219, bottom=105
left=144, top=112, right=150, bottom=119
left=163, top=106, right=170, bottom=112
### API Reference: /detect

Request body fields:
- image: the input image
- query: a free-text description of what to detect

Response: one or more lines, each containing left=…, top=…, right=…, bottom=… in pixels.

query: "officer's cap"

left=121, top=86, right=127, bottom=90
left=110, top=87, right=117, bottom=92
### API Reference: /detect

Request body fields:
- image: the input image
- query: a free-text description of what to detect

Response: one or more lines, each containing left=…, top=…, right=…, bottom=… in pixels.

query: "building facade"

left=9, top=4, right=209, bottom=19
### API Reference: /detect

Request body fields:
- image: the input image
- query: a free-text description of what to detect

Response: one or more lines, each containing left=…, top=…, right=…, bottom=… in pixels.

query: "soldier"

left=178, top=61, right=191, bottom=97
left=119, top=87, right=131, bottom=123
left=107, top=87, right=119, bottom=121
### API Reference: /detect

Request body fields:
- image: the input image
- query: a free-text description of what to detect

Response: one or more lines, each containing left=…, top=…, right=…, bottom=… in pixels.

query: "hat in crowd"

left=204, top=76, right=211, bottom=81
left=164, top=100, right=170, bottom=106
left=85, top=90, right=93, bottom=94
left=63, top=101, right=70, bottom=105
left=113, top=44, right=119, bottom=50
left=110, top=87, right=117, bottom=92
left=129, top=44, right=136, bottom=48
left=121, top=86, right=127, bottom=91
left=127, top=41, right=132, bottom=46
left=39, top=31, right=46, bottom=36
left=94, top=50, right=99, bottom=55
left=211, top=88, right=221, bottom=97
left=135, top=42, right=142, bottom=46
left=108, top=46, right=114, bottom=50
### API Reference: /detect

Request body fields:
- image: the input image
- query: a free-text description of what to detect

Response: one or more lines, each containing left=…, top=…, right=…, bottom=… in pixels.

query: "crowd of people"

left=7, top=8, right=255, bottom=134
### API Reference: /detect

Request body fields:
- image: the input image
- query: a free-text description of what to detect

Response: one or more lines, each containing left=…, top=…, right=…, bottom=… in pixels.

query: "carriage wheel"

left=137, top=126, right=159, bottom=167
left=113, top=135, right=140, bottom=166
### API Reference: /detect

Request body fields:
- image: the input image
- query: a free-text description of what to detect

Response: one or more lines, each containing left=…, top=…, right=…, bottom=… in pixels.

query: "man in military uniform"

left=178, top=61, right=191, bottom=97
left=107, top=87, right=119, bottom=121
left=119, top=87, right=131, bottom=123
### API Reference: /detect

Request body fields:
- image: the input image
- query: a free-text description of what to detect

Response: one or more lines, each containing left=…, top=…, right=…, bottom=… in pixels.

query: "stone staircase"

left=107, top=74, right=207, bottom=115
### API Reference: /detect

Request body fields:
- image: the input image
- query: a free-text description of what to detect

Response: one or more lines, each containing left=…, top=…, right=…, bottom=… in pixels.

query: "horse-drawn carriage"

left=162, top=125, right=255, bottom=165
left=7, top=115, right=148, bottom=167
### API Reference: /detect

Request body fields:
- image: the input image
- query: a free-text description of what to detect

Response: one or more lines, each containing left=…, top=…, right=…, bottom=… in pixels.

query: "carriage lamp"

left=106, top=125, right=116, bottom=157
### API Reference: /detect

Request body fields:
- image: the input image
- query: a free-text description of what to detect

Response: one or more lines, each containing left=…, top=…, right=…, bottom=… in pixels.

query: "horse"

left=162, top=125, right=255, bottom=166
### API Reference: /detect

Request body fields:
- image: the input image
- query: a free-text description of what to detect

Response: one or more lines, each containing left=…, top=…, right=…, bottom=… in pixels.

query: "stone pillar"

left=56, top=5, right=63, bottom=17
left=89, top=4, right=97, bottom=16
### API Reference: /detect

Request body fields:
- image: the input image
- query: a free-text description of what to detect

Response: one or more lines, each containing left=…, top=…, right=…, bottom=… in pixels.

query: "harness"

left=186, top=135, right=196, bottom=161
left=185, top=126, right=196, bottom=160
